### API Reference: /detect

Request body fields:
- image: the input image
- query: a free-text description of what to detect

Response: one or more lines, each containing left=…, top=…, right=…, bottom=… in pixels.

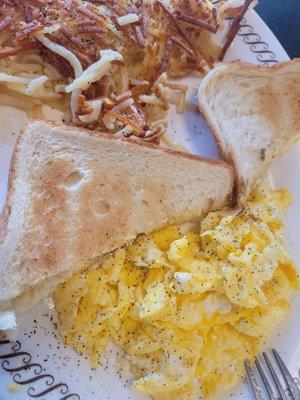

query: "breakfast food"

left=198, top=60, right=300, bottom=203
left=0, top=120, right=234, bottom=321
left=0, top=0, right=255, bottom=141
left=55, top=184, right=300, bottom=399
left=0, top=2, right=299, bottom=398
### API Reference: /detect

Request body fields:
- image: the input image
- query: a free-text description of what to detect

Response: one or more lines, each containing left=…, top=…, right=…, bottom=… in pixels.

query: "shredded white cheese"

left=65, top=49, right=123, bottom=93
left=34, top=33, right=83, bottom=78
left=23, top=75, right=48, bottom=94
left=70, top=90, right=81, bottom=118
left=42, top=24, right=60, bottom=34
left=222, top=0, right=245, bottom=8
left=115, top=125, right=133, bottom=138
left=103, top=113, right=116, bottom=130
left=139, top=94, right=164, bottom=106
left=55, top=83, right=66, bottom=93
left=0, top=73, right=49, bottom=97
left=111, top=98, right=134, bottom=113
left=117, top=13, right=139, bottom=26
left=34, top=33, right=83, bottom=118
left=0, top=72, right=31, bottom=84
left=129, top=78, right=149, bottom=86
left=79, top=99, right=103, bottom=123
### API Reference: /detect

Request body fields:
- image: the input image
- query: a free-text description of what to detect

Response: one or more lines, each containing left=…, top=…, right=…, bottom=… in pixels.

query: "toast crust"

left=0, top=119, right=233, bottom=244
left=35, top=118, right=233, bottom=167
left=0, top=130, right=21, bottom=245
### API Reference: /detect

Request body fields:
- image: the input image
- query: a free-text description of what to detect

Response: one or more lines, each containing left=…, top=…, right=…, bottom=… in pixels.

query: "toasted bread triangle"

left=0, top=120, right=233, bottom=313
left=198, top=60, right=300, bottom=204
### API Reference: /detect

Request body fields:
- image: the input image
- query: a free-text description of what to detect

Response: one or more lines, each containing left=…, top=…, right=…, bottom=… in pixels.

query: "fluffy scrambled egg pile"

left=54, top=185, right=299, bottom=399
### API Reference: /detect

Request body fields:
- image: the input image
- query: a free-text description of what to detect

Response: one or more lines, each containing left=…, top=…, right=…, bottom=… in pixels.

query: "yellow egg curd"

left=54, top=185, right=300, bottom=399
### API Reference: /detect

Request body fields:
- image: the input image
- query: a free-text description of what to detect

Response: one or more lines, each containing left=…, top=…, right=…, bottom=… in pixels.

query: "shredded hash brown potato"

left=0, top=0, right=255, bottom=142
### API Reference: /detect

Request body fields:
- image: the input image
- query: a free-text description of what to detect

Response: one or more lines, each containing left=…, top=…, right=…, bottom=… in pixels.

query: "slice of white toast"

left=0, top=120, right=234, bottom=316
left=198, top=60, right=300, bottom=203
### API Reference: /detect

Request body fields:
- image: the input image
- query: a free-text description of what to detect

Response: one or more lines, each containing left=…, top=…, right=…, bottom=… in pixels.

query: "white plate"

left=0, top=10, right=299, bottom=400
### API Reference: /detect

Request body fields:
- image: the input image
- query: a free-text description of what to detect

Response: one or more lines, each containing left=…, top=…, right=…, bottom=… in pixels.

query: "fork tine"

left=272, top=349, right=300, bottom=400
left=255, top=356, right=278, bottom=400
left=263, top=351, right=289, bottom=400
left=245, top=359, right=266, bottom=400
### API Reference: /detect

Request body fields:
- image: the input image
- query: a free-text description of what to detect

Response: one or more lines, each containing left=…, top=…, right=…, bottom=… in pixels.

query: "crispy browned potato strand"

left=0, top=0, right=254, bottom=142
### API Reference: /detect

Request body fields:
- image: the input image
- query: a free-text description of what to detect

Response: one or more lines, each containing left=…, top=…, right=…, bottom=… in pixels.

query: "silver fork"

left=245, top=349, right=300, bottom=400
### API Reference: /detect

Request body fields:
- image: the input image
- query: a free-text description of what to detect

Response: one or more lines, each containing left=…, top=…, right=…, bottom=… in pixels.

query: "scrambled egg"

left=54, top=185, right=300, bottom=399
